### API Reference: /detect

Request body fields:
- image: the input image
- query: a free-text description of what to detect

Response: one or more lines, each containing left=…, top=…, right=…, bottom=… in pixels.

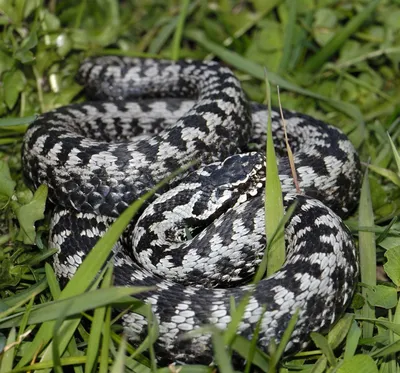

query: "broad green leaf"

left=14, top=184, right=48, bottom=244
left=366, top=285, right=398, bottom=309
left=3, top=69, right=26, bottom=109
left=20, top=29, right=38, bottom=52
left=313, top=8, right=337, bottom=46
left=14, top=49, right=35, bottom=63
left=0, top=0, right=18, bottom=22
left=0, top=259, right=22, bottom=289
left=310, top=332, right=336, bottom=367
left=310, top=357, right=327, bottom=373
left=0, top=160, right=16, bottom=198
left=22, top=0, right=41, bottom=19
left=337, top=354, right=378, bottom=373
left=384, top=245, right=400, bottom=287
left=327, top=313, right=354, bottom=350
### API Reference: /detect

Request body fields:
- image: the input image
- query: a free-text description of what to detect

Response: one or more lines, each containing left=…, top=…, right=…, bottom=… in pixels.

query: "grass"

left=0, top=0, right=400, bottom=372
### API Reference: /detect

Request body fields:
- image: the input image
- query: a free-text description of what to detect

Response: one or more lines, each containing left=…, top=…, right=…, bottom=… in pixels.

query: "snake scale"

left=22, top=57, right=361, bottom=365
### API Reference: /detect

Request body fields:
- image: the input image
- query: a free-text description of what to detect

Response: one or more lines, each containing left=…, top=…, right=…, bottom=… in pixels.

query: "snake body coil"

left=22, top=57, right=361, bottom=364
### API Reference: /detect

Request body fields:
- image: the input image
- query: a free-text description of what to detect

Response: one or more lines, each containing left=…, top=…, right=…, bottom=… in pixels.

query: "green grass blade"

left=45, top=262, right=61, bottom=299
left=253, top=202, right=297, bottom=283
left=2, top=278, right=48, bottom=307
left=264, top=73, right=285, bottom=276
left=224, top=294, right=250, bottom=346
left=85, top=264, right=114, bottom=373
left=59, top=204, right=150, bottom=298
left=231, top=336, right=270, bottom=372
left=243, top=308, right=264, bottom=373
left=344, top=320, right=361, bottom=360
left=269, top=309, right=299, bottom=369
left=365, top=163, right=400, bottom=187
left=99, top=306, right=112, bottom=373
left=302, top=0, right=380, bottom=73
left=388, top=133, right=400, bottom=174
left=358, top=168, right=376, bottom=339
left=171, top=0, right=190, bottom=60
left=0, top=115, right=36, bottom=127
left=310, top=333, right=336, bottom=367
left=370, top=340, right=400, bottom=359
left=393, top=298, right=400, bottom=343
left=1, top=287, right=151, bottom=328
left=0, top=327, right=16, bottom=373
left=52, top=305, right=67, bottom=373
left=110, top=336, right=127, bottom=373
left=123, top=354, right=152, bottom=373
left=211, top=331, right=235, bottom=373
left=16, top=295, right=34, bottom=347
left=0, top=297, right=36, bottom=322
left=9, top=356, right=91, bottom=373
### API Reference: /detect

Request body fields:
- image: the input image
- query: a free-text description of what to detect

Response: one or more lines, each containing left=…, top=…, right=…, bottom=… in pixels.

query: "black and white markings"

left=22, top=57, right=361, bottom=365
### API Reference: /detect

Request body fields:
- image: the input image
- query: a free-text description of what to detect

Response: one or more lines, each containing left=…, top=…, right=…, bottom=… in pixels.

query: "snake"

left=22, top=57, right=361, bottom=365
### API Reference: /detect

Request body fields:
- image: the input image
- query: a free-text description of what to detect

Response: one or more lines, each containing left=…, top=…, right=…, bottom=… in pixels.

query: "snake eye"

left=165, top=227, right=191, bottom=243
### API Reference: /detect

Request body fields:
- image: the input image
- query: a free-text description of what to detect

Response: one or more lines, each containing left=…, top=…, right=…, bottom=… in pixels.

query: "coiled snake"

left=22, top=57, right=361, bottom=364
